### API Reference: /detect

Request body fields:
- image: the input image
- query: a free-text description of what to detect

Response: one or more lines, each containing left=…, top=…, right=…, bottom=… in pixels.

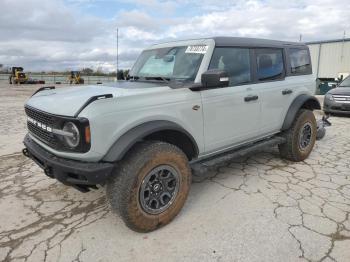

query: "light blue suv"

left=23, top=37, right=322, bottom=232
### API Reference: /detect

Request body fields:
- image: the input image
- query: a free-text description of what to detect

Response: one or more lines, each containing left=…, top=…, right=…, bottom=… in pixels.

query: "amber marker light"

left=85, top=126, right=91, bottom=144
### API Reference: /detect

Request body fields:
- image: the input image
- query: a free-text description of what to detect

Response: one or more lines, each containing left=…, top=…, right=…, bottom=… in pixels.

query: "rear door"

left=200, top=47, right=262, bottom=154
left=257, top=47, right=314, bottom=135
left=253, top=48, right=288, bottom=135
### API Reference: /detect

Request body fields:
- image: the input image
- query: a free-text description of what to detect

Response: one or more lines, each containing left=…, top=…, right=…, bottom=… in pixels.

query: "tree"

left=117, top=70, right=125, bottom=80
left=123, top=69, right=130, bottom=79
left=81, top=68, right=94, bottom=75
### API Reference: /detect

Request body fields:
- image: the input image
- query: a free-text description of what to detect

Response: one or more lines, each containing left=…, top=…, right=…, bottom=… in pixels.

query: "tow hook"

left=22, top=148, right=29, bottom=157
left=316, top=115, right=331, bottom=140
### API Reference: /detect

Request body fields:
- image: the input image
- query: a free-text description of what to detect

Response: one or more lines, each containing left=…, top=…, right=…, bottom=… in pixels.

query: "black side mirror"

left=201, top=69, right=229, bottom=89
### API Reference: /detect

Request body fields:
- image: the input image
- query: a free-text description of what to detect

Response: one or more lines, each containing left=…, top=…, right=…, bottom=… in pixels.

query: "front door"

left=200, top=47, right=261, bottom=154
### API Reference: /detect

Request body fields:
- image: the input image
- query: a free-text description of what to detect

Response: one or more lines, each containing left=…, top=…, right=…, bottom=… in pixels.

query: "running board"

left=191, top=136, right=286, bottom=175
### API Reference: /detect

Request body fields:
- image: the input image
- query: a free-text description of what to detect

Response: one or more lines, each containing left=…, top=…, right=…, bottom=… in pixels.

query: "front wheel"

left=106, top=141, right=192, bottom=232
left=279, top=109, right=317, bottom=162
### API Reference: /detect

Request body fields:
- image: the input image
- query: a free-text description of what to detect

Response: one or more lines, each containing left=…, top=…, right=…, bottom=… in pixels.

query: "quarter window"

left=255, top=49, right=284, bottom=81
left=289, top=48, right=312, bottom=75
left=209, top=48, right=251, bottom=86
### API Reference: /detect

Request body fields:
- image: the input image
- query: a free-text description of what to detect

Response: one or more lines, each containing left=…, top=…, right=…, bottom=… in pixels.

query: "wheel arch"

left=282, top=94, right=321, bottom=131
left=102, top=120, right=199, bottom=162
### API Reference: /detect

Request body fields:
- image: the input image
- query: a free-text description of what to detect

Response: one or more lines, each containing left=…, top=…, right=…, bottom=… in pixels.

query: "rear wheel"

left=279, top=109, right=317, bottom=162
left=106, top=141, right=191, bottom=232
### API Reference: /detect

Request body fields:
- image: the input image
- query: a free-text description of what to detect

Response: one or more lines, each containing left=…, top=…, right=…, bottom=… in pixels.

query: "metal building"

left=307, top=38, right=350, bottom=81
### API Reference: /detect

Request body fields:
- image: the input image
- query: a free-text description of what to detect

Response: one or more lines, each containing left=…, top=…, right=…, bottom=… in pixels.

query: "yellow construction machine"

left=9, top=67, right=28, bottom=84
left=68, top=71, right=84, bottom=84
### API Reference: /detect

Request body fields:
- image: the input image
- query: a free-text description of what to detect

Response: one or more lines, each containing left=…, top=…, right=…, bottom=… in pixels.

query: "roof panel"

left=213, top=37, right=306, bottom=48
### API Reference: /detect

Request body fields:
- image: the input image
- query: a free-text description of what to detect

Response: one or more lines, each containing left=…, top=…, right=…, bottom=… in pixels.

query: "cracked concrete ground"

left=0, top=83, right=349, bottom=262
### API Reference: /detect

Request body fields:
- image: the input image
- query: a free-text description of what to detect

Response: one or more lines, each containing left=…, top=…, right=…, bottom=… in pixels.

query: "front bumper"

left=324, top=99, right=350, bottom=114
left=23, top=134, right=114, bottom=192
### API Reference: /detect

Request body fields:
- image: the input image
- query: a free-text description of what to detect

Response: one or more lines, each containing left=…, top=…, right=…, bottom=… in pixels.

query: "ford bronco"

left=23, top=37, right=325, bottom=232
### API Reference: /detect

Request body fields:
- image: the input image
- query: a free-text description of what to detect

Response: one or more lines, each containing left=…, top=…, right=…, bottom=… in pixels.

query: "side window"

left=289, top=48, right=312, bottom=75
left=209, top=47, right=251, bottom=86
left=255, top=49, right=284, bottom=81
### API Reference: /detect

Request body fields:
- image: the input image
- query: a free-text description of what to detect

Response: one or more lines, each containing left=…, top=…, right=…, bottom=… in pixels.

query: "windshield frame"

left=129, top=39, right=215, bottom=84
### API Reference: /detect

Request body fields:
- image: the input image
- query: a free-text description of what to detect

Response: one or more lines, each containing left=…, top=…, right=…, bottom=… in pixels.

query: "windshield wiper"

left=144, top=76, right=171, bottom=83
left=129, top=75, right=140, bottom=81
left=129, top=75, right=171, bottom=83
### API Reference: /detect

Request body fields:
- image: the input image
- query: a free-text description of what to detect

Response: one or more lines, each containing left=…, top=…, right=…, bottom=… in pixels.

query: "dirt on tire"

left=279, top=109, right=317, bottom=162
left=106, top=141, right=192, bottom=232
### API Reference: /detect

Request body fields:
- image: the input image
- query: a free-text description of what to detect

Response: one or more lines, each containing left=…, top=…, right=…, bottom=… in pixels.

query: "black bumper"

left=23, top=134, right=115, bottom=192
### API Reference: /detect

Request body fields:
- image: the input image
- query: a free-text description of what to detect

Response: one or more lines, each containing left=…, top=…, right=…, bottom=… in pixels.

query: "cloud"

left=0, top=0, right=105, bottom=42
left=0, top=0, right=349, bottom=72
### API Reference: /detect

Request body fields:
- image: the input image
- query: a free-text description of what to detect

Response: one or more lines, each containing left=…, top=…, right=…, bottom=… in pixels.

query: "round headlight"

left=63, top=122, right=80, bottom=148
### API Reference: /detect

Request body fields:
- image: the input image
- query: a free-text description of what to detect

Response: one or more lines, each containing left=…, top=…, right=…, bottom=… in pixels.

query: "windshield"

left=339, top=76, right=350, bottom=87
left=129, top=46, right=206, bottom=82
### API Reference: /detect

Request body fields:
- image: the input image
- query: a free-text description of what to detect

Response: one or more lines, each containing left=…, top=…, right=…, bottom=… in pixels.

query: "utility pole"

left=116, top=28, right=119, bottom=75
left=341, top=30, right=346, bottom=61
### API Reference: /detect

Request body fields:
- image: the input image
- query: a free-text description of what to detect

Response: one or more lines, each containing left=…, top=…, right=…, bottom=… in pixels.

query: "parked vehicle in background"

left=68, top=71, right=84, bottom=84
left=23, top=37, right=326, bottom=232
left=9, top=67, right=45, bottom=85
left=324, top=75, right=350, bottom=114
left=9, top=67, right=28, bottom=84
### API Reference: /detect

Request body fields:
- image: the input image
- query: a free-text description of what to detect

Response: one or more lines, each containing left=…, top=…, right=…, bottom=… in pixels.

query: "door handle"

left=282, top=89, right=293, bottom=95
left=244, top=95, right=259, bottom=102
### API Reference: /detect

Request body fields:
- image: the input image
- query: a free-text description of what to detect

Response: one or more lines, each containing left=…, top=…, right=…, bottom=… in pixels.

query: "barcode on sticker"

left=185, top=45, right=208, bottom=54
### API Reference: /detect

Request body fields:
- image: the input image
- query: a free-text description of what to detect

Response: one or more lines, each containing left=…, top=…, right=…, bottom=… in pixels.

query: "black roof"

left=213, top=37, right=306, bottom=48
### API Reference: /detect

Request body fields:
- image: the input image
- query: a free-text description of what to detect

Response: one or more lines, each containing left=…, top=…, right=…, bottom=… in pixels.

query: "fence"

left=0, top=73, right=116, bottom=85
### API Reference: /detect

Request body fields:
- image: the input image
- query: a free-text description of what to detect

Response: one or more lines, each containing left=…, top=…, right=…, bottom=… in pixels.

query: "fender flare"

left=102, top=120, right=199, bottom=162
left=282, top=94, right=321, bottom=131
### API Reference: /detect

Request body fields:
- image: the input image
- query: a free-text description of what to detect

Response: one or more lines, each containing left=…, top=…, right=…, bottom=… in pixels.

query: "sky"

left=0, top=0, right=349, bottom=72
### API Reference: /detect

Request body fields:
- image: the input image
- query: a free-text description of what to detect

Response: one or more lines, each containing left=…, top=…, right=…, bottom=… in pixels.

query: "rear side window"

left=289, top=48, right=312, bottom=75
left=209, top=47, right=251, bottom=86
left=255, top=49, right=284, bottom=81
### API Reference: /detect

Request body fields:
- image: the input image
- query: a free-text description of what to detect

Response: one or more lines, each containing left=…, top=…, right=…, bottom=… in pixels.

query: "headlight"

left=325, top=94, right=333, bottom=101
left=62, top=122, right=80, bottom=148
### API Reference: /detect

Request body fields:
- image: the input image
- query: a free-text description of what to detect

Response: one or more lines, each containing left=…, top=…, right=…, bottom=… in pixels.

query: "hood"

left=26, top=81, right=168, bottom=116
left=328, top=87, right=350, bottom=95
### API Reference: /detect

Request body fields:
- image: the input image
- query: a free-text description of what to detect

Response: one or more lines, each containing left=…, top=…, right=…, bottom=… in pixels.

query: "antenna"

left=116, top=28, right=119, bottom=75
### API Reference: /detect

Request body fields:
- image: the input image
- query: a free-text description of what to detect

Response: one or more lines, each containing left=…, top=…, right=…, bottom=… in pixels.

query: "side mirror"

left=163, top=55, right=174, bottom=62
left=201, top=69, right=229, bottom=89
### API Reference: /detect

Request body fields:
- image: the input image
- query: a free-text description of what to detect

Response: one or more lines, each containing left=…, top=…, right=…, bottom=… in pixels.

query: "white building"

left=307, top=38, right=350, bottom=81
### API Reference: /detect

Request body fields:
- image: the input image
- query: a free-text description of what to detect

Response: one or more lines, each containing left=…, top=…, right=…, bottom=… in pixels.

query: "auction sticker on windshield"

left=185, top=45, right=208, bottom=54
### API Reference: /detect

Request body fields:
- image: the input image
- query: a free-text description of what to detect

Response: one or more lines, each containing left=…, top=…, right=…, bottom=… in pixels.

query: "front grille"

left=24, top=106, right=90, bottom=153
left=25, top=106, right=59, bottom=148
left=333, top=95, right=350, bottom=104
left=25, top=106, right=55, bottom=126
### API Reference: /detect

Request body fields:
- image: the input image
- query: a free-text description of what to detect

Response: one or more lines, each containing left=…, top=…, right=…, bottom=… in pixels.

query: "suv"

left=23, top=37, right=321, bottom=232
left=324, top=75, right=350, bottom=114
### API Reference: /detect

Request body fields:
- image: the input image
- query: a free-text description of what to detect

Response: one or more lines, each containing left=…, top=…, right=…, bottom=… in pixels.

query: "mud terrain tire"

left=106, top=141, right=191, bottom=232
left=279, top=109, right=317, bottom=162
